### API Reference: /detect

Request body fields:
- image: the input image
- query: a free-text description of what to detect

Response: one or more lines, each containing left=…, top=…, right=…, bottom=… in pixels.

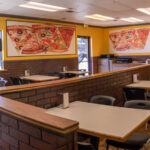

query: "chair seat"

left=107, top=133, right=150, bottom=149
left=78, top=142, right=94, bottom=150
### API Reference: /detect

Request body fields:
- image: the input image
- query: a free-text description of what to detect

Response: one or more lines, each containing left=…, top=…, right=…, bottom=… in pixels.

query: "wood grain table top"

left=21, top=75, right=59, bottom=82
left=60, top=71, right=89, bottom=75
left=46, top=101, right=150, bottom=142
left=126, top=80, right=150, bottom=90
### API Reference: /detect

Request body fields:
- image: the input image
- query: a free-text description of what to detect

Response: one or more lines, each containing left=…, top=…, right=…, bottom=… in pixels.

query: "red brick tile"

left=18, top=97, right=28, bottom=103
left=44, top=104, right=52, bottom=109
left=42, top=131, right=57, bottom=144
left=21, top=90, right=35, bottom=98
left=2, top=92, right=20, bottom=99
left=57, top=145, right=67, bottom=150
left=19, top=122, right=41, bottom=138
left=0, top=139, right=9, bottom=150
left=10, top=145, right=18, bottom=150
left=2, top=132, right=18, bottom=148
left=0, top=123, right=9, bottom=133
left=1, top=114, right=18, bottom=129
left=44, top=92, right=56, bottom=98
left=30, top=137, right=56, bottom=150
left=10, top=127, right=29, bottom=144
left=37, top=88, right=50, bottom=94
left=20, top=142, right=37, bottom=150
left=37, top=98, right=50, bottom=106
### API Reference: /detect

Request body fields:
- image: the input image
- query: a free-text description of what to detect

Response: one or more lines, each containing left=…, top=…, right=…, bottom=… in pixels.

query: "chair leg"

left=90, top=136, right=99, bottom=150
left=106, top=144, right=109, bottom=150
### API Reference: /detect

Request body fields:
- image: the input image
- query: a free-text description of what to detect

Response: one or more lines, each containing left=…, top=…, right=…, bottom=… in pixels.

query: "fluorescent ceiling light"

left=19, top=1, right=67, bottom=12
left=120, top=17, right=144, bottom=23
left=137, top=8, right=150, bottom=15
left=85, top=14, right=114, bottom=21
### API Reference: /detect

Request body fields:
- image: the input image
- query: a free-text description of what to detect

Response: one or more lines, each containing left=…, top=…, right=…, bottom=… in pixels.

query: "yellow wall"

left=104, top=24, right=150, bottom=56
left=0, top=17, right=105, bottom=61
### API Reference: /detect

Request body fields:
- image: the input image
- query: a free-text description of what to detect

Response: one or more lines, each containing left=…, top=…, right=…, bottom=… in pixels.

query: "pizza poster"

left=6, top=21, right=76, bottom=57
left=109, top=27, right=150, bottom=54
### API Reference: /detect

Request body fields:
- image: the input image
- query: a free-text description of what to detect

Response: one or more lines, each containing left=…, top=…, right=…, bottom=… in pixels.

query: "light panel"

left=120, top=17, right=144, bottom=23
left=85, top=14, right=114, bottom=21
left=137, top=8, right=150, bottom=15
left=19, top=1, right=67, bottom=12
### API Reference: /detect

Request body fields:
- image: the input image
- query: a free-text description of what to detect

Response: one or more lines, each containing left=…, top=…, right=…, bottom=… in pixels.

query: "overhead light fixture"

left=19, top=1, right=67, bottom=12
left=85, top=14, right=114, bottom=21
left=137, top=8, right=150, bottom=15
left=120, top=17, right=144, bottom=23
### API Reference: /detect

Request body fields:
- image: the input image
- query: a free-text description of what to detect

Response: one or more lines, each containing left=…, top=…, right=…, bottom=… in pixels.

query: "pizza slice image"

left=32, top=24, right=68, bottom=53
left=7, top=25, right=30, bottom=52
left=137, top=28, right=150, bottom=49
left=109, top=28, right=150, bottom=51
left=58, top=26, right=75, bottom=48
left=7, top=25, right=42, bottom=54
left=109, top=32, right=122, bottom=50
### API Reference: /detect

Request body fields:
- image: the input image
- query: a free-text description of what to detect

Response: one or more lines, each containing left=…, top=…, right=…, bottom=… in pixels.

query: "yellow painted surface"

left=104, top=24, right=150, bottom=56
left=1, top=17, right=105, bottom=60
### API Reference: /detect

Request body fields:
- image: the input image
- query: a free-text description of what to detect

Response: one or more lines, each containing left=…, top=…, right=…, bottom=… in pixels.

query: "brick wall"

left=0, top=57, right=99, bottom=85
left=0, top=112, right=76, bottom=150
left=2, top=65, right=150, bottom=107
left=0, top=58, right=78, bottom=85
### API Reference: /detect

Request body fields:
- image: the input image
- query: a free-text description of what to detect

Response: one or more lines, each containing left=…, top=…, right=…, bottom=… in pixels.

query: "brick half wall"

left=1, top=65, right=150, bottom=107
left=0, top=112, right=77, bottom=150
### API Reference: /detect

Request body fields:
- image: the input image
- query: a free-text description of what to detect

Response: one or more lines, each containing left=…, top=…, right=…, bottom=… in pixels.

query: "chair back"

left=90, top=95, right=116, bottom=106
left=124, top=88, right=146, bottom=101
left=10, top=77, right=21, bottom=85
left=0, top=80, right=7, bottom=87
left=124, top=100, right=150, bottom=110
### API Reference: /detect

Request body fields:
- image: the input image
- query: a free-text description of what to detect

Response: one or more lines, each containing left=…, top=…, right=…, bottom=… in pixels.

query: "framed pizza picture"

left=6, top=20, right=76, bottom=57
left=109, top=27, right=150, bottom=54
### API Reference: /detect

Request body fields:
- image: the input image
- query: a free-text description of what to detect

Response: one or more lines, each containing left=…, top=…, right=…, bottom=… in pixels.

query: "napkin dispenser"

left=133, top=73, right=139, bottom=83
left=62, top=93, right=69, bottom=108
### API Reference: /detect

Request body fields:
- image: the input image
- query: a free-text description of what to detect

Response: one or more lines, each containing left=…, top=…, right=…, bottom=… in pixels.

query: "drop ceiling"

left=1, top=0, right=150, bottom=27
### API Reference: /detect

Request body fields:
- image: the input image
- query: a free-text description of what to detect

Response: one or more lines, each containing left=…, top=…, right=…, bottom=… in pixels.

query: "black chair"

left=47, top=72, right=59, bottom=77
left=0, top=80, right=7, bottom=87
left=78, top=133, right=99, bottom=150
left=10, top=77, right=22, bottom=85
left=78, top=142, right=95, bottom=150
left=87, top=95, right=116, bottom=150
left=124, top=88, right=146, bottom=101
left=47, top=72, right=64, bottom=79
left=66, top=73, right=76, bottom=78
left=89, top=95, right=116, bottom=106
left=106, top=100, right=150, bottom=150
left=20, top=79, right=31, bottom=84
left=124, top=100, right=150, bottom=109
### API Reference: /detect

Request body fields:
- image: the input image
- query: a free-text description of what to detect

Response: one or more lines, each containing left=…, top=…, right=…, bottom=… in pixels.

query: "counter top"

left=0, top=96, right=78, bottom=134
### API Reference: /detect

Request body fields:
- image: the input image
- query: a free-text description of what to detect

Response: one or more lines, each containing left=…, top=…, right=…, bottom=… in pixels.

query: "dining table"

left=46, top=101, right=150, bottom=142
left=126, top=80, right=150, bottom=90
left=60, top=71, right=89, bottom=76
left=20, top=75, right=59, bottom=82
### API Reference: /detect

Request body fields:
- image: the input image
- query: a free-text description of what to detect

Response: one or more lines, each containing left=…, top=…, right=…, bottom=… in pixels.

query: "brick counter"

left=0, top=97, right=78, bottom=150
left=1, top=64, right=150, bottom=107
